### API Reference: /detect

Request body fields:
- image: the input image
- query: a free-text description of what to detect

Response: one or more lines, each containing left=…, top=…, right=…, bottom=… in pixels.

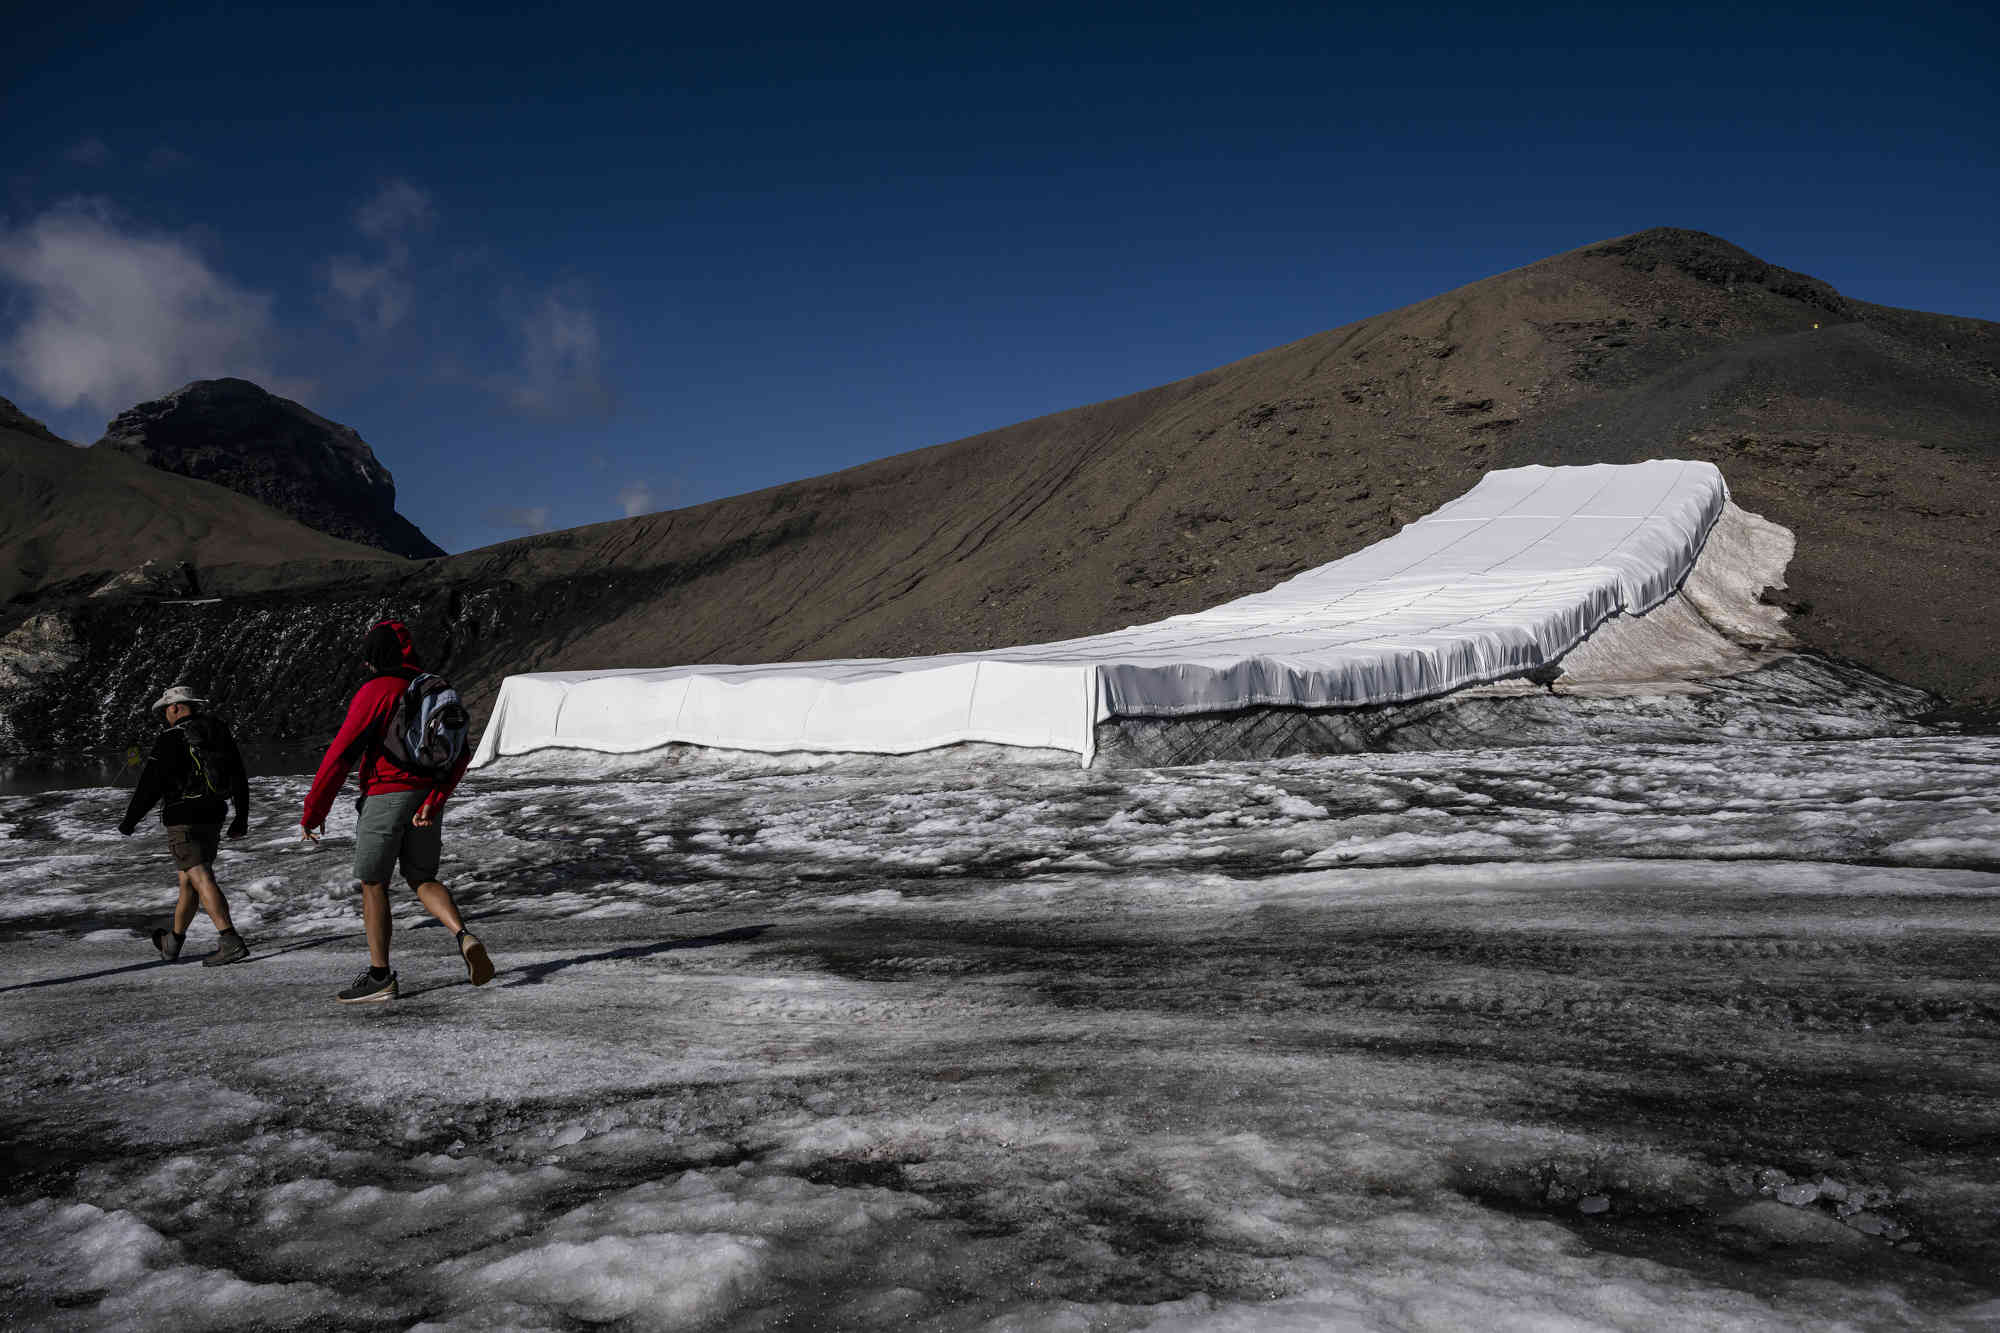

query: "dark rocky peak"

left=1583, top=227, right=1849, bottom=315
left=0, top=394, right=69, bottom=444
left=93, top=378, right=444, bottom=558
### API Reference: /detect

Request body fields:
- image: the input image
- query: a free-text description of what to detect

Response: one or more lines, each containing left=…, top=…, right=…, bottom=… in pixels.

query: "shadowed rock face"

left=0, top=395, right=403, bottom=607
left=93, top=378, right=444, bottom=558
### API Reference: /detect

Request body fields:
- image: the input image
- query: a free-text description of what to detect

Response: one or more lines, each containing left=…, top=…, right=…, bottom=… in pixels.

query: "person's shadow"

left=398, top=924, right=775, bottom=997
left=0, top=933, right=350, bottom=993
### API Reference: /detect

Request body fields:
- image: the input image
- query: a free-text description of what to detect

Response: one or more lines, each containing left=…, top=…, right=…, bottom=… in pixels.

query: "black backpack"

left=174, top=716, right=239, bottom=800
left=379, top=673, right=471, bottom=778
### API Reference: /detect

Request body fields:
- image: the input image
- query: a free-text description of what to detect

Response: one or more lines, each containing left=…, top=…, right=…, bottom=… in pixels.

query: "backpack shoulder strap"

left=367, top=669, right=419, bottom=736
left=373, top=669, right=436, bottom=770
left=171, top=720, right=214, bottom=796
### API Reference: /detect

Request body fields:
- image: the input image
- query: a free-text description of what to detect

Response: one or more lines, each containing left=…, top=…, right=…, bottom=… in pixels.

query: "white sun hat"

left=150, top=685, right=207, bottom=711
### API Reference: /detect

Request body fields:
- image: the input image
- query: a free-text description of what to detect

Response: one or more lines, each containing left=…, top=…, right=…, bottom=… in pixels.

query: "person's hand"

left=117, top=821, right=136, bottom=837
left=412, top=805, right=437, bottom=828
left=227, top=818, right=248, bottom=839
left=301, top=825, right=322, bottom=844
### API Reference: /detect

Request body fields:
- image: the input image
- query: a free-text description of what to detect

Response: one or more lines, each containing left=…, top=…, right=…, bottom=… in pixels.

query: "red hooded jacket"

left=300, top=621, right=471, bottom=830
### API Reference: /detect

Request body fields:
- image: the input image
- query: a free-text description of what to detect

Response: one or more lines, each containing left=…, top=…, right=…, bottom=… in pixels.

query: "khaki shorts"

left=166, top=824, right=221, bottom=872
left=353, top=790, right=443, bottom=888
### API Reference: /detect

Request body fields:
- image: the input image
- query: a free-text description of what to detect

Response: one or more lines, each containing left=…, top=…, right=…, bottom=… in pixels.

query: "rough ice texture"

left=4, top=737, right=1998, bottom=1329
left=1092, top=656, right=1932, bottom=767
left=476, top=460, right=1733, bottom=767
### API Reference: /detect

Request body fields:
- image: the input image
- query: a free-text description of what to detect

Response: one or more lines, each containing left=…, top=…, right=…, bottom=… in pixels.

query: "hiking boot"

left=152, top=929, right=183, bottom=962
left=458, top=930, right=494, bottom=987
left=336, top=968, right=398, bottom=1004
left=202, top=930, right=250, bottom=967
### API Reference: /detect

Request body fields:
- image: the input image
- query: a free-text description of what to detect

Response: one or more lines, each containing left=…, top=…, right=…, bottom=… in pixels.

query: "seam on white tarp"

left=800, top=676, right=828, bottom=739
left=548, top=681, right=572, bottom=746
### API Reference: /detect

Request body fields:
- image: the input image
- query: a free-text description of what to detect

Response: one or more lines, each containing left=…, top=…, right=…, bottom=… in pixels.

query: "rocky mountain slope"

left=0, top=397, right=403, bottom=605
left=429, top=227, right=1998, bottom=704
left=94, top=378, right=444, bottom=558
left=4, top=228, right=1995, bottom=757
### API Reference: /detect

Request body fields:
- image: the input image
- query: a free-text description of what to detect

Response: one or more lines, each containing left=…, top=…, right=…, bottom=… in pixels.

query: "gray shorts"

left=352, top=790, right=443, bottom=888
left=166, top=824, right=221, bottom=871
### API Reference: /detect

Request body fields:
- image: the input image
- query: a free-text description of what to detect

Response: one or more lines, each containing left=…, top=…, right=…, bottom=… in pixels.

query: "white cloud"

left=326, top=255, right=413, bottom=333
left=501, top=288, right=613, bottom=419
left=614, top=479, right=681, bottom=517
left=355, top=180, right=434, bottom=241
left=0, top=205, right=289, bottom=418
left=324, top=181, right=433, bottom=334
left=66, top=138, right=111, bottom=167
left=486, top=505, right=552, bottom=534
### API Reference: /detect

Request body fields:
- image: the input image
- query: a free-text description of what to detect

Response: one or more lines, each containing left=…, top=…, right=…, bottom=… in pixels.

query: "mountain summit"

left=0, top=393, right=399, bottom=604
left=93, top=378, right=444, bottom=559
left=430, top=227, right=1998, bottom=705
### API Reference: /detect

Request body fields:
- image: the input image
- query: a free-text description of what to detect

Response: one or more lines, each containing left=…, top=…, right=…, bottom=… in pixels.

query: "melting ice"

left=2, top=735, right=1997, bottom=1330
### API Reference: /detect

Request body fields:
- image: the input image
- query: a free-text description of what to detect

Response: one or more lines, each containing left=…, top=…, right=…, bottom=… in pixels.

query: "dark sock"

left=455, top=928, right=469, bottom=942
left=369, top=965, right=390, bottom=981
left=172, top=931, right=186, bottom=943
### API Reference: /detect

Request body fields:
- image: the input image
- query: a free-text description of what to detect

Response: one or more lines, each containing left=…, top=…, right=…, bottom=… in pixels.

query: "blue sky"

left=4, top=2, right=1995, bottom=553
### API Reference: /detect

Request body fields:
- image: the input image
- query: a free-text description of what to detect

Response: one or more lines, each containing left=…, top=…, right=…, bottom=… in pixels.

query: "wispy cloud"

left=326, top=255, right=413, bottom=333
left=485, top=505, right=552, bottom=534
left=324, top=180, right=433, bottom=334
left=615, top=481, right=655, bottom=517
left=145, top=146, right=192, bottom=174
left=614, top=478, right=681, bottom=518
left=355, top=180, right=434, bottom=241
left=500, top=287, right=613, bottom=419
left=0, top=204, right=290, bottom=419
left=65, top=137, right=111, bottom=167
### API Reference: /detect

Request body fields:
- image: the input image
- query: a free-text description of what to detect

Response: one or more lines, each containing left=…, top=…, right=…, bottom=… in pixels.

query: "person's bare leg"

left=413, top=880, right=465, bottom=934
left=419, top=880, right=491, bottom=985
left=172, top=871, right=199, bottom=936
left=360, top=881, right=393, bottom=968
left=185, top=865, right=234, bottom=933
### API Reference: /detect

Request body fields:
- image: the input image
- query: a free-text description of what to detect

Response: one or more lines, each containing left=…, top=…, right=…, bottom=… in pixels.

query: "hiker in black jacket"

left=119, top=685, right=252, bottom=966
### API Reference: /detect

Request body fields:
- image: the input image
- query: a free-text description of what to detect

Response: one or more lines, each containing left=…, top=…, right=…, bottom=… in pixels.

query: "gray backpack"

left=379, top=673, right=470, bottom=777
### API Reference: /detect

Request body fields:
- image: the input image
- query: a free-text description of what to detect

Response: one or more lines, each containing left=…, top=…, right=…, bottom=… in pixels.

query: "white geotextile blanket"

left=473, top=459, right=1727, bottom=766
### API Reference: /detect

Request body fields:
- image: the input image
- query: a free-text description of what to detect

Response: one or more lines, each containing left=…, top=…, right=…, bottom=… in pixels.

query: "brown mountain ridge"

left=3, top=226, right=1995, bottom=755
left=430, top=226, right=1998, bottom=706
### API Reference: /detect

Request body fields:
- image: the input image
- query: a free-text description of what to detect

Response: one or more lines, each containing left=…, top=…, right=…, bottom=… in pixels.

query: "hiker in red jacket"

left=301, top=619, right=494, bottom=1003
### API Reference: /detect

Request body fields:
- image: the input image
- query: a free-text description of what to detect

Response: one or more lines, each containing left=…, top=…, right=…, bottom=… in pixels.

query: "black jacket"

left=120, top=715, right=250, bottom=833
